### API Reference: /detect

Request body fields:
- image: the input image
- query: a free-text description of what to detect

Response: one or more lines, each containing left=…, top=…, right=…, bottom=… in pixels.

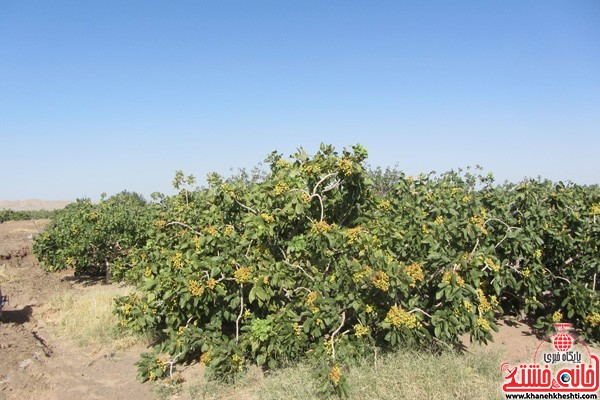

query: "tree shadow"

left=503, top=318, right=521, bottom=328
left=60, top=274, right=107, bottom=287
left=0, top=305, right=33, bottom=324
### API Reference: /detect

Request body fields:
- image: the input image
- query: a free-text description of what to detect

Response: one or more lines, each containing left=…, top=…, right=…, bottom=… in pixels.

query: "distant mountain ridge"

left=0, top=200, right=71, bottom=211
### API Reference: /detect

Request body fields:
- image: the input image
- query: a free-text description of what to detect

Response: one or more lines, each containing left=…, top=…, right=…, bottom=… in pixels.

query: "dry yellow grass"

left=43, top=284, right=148, bottom=350
left=173, top=349, right=502, bottom=400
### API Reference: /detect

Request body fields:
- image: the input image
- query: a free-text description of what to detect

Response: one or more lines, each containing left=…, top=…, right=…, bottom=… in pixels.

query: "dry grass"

left=43, top=284, right=148, bottom=350
left=0, top=263, right=13, bottom=284
left=175, top=348, right=502, bottom=400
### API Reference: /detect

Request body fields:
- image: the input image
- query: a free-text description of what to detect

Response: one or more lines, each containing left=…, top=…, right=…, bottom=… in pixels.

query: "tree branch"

left=542, top=268, right=571, bottom=285
left=408, top=308, right=432, bottom=318
left=235, top=287, right=244, bottom=344
left=310, top=193, right=325, bottom=222
left=330, top=311, right=346, bottom=361
left=322, top=179, right=341, bottom=193
left=468, top=238, right=480, bottom=261
left=483, top=218, right=522, bottom=249
left=312, top=173, right=338, bottom=196
left=167, top=352, right=184, bottom=380
left=283, top=260, right=315, bottom=281
left=233, top=197, right=258, bottom=214
left=293, top=286, right=312, bottom=294
left=166, top=221, right=203, bottom=236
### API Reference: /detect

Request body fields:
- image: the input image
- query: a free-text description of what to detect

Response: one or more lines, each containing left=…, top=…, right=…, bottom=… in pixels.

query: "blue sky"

left=1, top=1, right=599, bottom=200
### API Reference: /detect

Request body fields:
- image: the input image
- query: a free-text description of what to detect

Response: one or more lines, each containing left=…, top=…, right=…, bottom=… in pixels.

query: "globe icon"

left=553, top=331, right=573, bottom=352
left=560, top=372, right=571, bottom=384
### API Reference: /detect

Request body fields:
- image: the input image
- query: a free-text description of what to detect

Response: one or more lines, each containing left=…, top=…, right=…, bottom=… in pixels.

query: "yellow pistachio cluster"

left=353, top=324, right=370, bottom=338
left=346, top=226, right=362, bottom=244
left=200, top=349, right=212, bottom=365
left=301, top=191, right=312, bottom=203
left=292, top=322, right=302, bottom=336
left=188, top=280, right=204, bottom=297
left=156, top=358, right=168, bottom=373
left=232, top=354, right=244, bottom=371
left=276, top=159, right=292, bottom=168
left=477, top=289, right=493, bottom=314
left=329, top=364, right=343, bottom=386
left=404, top=262, right=424, bottom=286
left=337, top=158, right=353, bottom=176
left=223, top=225, right=234, bottom=236
left=172, top=252, right=183, bottom=269
left=489, top=295, right=499, bottom=307
left=234, top=266, right=253, bottom=284
left=470, top=211, right=488, bottom=235
left=353, top=265, right=372, bottom=283
left=469, top=214, right=485, bottom=227
left=385, top=306, right=418, bottom=329
left=586, top=313, right=600, bottom=327
left=260, top=213, right=275, bottom=224
left=121, top=303, right=132, bottom=316
left=462, top=300, right=474, bottom=314
left=203, top=226, right=219, bottom=236
left=306, top=291, right=319, bottom=313
left=371, top=270, right=390, bottom=292
left=442, top=270, right=465, bottom=287
left=311, top=220, right=332, bottom=234
left=221, top=182, right=235, bottom=196
left=484, top=257, right=499, bottom=272
left=552, top=311, right=563, bottom=323
left=301, top=163, right=321, bottom=175
left=377, top=199, right=391, bottom=211
left=274, top=181, right=290, bottom=195
left=206, top=278, right=217, bottom=290
left=476, top=318, right=491, bottom=331
left=193, top=235, right=201, bottom=253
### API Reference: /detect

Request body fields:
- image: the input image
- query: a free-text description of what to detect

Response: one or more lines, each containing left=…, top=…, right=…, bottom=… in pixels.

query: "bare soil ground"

left=0, top=220, right=153, bottom=400
left=0, top=216, right=578, bottom=400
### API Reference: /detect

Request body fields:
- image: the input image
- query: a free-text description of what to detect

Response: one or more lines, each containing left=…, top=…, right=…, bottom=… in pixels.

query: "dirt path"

left=0, top=220, right=154, bottom=400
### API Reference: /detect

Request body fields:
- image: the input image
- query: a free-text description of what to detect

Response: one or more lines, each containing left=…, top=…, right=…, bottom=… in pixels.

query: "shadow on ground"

left=0, top=305, right=33, bottom=324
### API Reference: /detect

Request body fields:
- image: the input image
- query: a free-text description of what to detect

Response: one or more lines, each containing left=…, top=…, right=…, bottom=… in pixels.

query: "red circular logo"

left=553, top=331, right=573, bottom=352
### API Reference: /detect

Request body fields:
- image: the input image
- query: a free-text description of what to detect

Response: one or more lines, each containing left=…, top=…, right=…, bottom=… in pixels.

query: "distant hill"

left=0, top=200, right=71, bottom=211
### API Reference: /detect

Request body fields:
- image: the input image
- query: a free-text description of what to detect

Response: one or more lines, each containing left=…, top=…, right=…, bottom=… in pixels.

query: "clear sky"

left=1, top=1, right=599, bottom=201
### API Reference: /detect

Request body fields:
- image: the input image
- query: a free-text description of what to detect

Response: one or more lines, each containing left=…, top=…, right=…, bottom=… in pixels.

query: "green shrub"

left=0, top=209, right=57, bottom=223
left=34, top=144, right=600, bottom=397
left=33, top=191, right=152, bottom=279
